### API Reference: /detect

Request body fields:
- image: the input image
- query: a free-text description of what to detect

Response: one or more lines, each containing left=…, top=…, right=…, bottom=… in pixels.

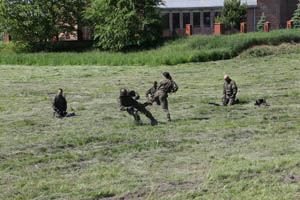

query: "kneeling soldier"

left=52, top=88, right=74, bottom=118
left=118, top=88, right=158, bottom=126
left=222, top=75, right=238, bottom=106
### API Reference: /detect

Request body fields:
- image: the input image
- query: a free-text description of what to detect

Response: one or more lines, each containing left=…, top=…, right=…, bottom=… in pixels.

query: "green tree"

left=257, top=13, right=267, bottom=31
left=0, top=0, right=87, bottom=50
left=85, top=0, right=163, bottom=51
left=218, top=0, right=248, bottom=31
left=292, top=0, right=300, bottom=28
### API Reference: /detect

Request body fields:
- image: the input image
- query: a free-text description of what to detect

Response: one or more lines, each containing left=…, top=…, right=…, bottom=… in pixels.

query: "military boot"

left=167, top=114, right=171, bottom=122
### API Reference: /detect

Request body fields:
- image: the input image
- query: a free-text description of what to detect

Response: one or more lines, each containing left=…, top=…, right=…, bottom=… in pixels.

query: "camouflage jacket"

left=223, top=79, right=238, bottom=97
left=52, top=95, right=67, bottom=112
left=157, top=79, right=178, bottom=94
left=145, top=86, right=157, bottom=98
left=118, top=90, right=140, bottom=110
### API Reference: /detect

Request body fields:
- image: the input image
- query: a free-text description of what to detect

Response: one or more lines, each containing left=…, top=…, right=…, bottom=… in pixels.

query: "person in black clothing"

left=52, top=88, right=74, bottom=118
left=118, top=88, right=157, bottom=126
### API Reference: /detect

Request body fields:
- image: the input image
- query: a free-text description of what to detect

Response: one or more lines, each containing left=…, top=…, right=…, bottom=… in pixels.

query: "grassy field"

left=1, top=50, right=300, bottom=199
left=2, top=29, right=300, bottom=66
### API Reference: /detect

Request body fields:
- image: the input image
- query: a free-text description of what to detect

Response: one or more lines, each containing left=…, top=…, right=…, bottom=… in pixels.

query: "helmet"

left=120, top=88, right=128, bottom=96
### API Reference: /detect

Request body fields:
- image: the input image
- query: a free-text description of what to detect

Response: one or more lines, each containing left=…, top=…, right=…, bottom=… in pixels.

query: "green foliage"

left=257, top=13, right=267, bottom=31
left=84, top=0, right=163, bottom=51
left=292, top=0, right=300, bottom=28
left=0, top=0, right=87, bottom=51
left=1, top=29, right=300, bottom=66
left=218, top=0, right=248, bottom=30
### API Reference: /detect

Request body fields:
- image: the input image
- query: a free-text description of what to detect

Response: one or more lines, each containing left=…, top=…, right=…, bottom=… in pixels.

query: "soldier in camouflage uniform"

left=149, top=72, right=178, bottom=121
left=52, top=88, right=68, bottom=118
left=118, top=88, right=158, bottom=126
left=222, top=75, right=238, bottom=106
left=145, top=81, right=158, bottom=104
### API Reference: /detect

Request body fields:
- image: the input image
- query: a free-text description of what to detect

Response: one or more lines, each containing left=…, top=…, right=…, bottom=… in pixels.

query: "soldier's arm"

left=145, top=88, right=151, bottom=98
left=117, top=98, right=126, bottom=111
left=172, top=81, right=179, bottom=93
left=129, top=90, right=140, bottom=100
left=64, top=97, right=67, bottom=112
left=232, top=82, right=238, bottom=96
left=223, top=83, right=226, bottom=96
left=52, top=96, right=58, bottom=111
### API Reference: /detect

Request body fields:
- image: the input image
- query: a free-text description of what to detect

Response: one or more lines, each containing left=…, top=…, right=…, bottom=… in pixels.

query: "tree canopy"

left=257, top=13, right=267, bottom=31
left=85, top=0, right=163, bottom=51
left=292, top=0, right=300, bottom=28
left=216, top=0, right=247, bottom=30
left=0, top=0, right=87, bottom=50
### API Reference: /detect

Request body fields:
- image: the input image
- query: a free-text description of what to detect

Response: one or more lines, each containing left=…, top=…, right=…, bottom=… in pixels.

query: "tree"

left=0, top=0, right=87, bottom=50
left=84, top=0, right=163, bottom=51
left=292, top=0, right=300, bottom=28
left=257, top=13, right=267, bottom=31
left=217, top=0, right=247, bottom=31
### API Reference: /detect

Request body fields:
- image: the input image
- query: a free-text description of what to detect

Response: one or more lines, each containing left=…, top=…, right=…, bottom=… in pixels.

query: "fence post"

left=214, top=23, right=225, bottom=35
left=264, top=22, right=270, bottom=32
left=240, top=22, right=247, bottom=33
left=5, top=34, right=10, bottom=42
left=287, top=20, right=293, bottom=29
left=186, top=24, right=192, bottom=36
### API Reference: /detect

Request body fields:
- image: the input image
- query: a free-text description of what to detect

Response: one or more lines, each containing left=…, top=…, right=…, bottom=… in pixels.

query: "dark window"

left=161, top=13, right=170, bottom=29
left=193, top=12, right=200, bottom=27
left=204, top=12, right=211, bottom=27
left=214, top=12, right=221, bottom=18
left=183, top=13, right=190, bottom=28
left=173, top=13, right=180, bottom=29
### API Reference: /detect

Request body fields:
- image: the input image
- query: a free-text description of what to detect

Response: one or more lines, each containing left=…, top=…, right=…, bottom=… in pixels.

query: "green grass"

left=2, top=29, right=300, bottom=66
left=2, top=49, right=300, bottom=199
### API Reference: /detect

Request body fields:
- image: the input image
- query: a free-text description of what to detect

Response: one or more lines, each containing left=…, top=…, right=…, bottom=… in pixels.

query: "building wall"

left=162, top=8, right=255, bottom=36
left=256, top=0, right=298, bottom=30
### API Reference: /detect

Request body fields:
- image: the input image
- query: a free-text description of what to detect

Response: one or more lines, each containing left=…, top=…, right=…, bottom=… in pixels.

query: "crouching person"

left=222, top=75, right=238, bottom=106
left=118, top=88, right=158, bottom=126
left=52, top=88, right=75, bottom=118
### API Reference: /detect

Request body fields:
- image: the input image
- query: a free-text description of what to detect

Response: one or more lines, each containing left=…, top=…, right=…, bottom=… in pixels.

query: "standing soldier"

left=222, top=75, right=238, bottom=106
left=118, top=88, right=158, bottom=126
left=150, top=72, right=178, bottom=121
left=52, top=88, right=68, bottom=118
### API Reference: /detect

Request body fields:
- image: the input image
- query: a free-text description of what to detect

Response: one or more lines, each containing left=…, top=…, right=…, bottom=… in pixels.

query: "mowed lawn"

left=1, top=52, right=300, bottom=200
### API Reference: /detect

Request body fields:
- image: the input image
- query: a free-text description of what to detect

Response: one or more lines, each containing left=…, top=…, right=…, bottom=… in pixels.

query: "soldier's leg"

left=228, top=96, right=236, bottom=106
left=136, top=104, right=157, bottom=126
left=127, top=108, right=140, bottom=122
left=159, top=95, right=170, bottom=121
left=222, top=96, right=229, bottom=106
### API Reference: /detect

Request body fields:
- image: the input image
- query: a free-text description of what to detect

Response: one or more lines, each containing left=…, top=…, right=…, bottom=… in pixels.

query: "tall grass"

left=1, top=29, right=300, bottom=66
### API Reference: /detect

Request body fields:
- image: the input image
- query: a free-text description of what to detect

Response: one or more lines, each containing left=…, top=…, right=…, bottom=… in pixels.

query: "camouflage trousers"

left=222, top=95, right=236, bottom=106
left=127, top=103, right=157, bottom=125
left=150, top=91, right=171, bottom=121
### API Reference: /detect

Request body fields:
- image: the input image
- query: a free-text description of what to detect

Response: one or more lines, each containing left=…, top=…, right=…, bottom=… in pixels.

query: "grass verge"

left=2, top=29, right=300, bottom=66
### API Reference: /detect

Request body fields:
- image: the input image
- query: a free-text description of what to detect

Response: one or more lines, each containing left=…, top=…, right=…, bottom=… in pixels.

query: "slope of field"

left=2, top=29, right=300, bottom=66
left=1, top=52, right=300, bottom=199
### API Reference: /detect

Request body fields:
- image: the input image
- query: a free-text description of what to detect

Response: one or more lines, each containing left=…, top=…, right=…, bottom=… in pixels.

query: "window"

left=214, top=12, right=221, bottom=18
left=183, top=13, right=190, bottom=28
left=173, top=13, right=180, bottom=29
left=161, top=13, right=170, bottom=29
left=193, top=12, right=200, bottom=27
left=204, top=12, right=211, bottom=27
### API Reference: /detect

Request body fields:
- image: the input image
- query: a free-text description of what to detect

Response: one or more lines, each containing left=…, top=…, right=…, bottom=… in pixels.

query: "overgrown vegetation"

left=215, top=0, right=247, bottom=31
left=0, top=0, right=87, bottom=50
left=292, top=0, right=300, bottom=28
left=2, top=53, right=300, bottom=199
left=85, top=0, right=163, bottom=51
left=1, top=29, right=300, bottom=66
